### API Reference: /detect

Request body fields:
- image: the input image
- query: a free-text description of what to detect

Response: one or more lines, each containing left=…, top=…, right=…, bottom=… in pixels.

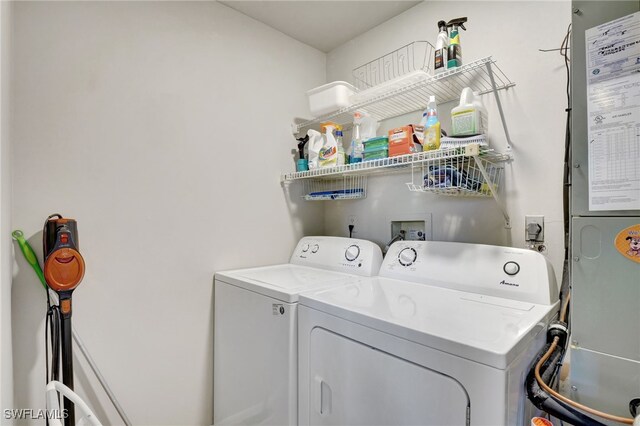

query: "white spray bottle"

left=434, top=20, right=449, bottom=74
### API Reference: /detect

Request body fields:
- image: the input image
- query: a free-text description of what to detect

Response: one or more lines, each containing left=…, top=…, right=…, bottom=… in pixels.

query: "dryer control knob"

left=311, top=244, right=319, bottom=253
left=398, top=248, right=417, bottom=266
left=504, top=261, right=520, bottom=276
left=345, top=245, right=360, bottom=261
left=302, top=244, right=310, bottom=252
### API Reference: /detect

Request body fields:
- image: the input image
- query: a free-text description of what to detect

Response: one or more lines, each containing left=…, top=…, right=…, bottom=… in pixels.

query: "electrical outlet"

left=525, top=215, right=544, bottom=243
left=347, top=215, right=358, bottom=237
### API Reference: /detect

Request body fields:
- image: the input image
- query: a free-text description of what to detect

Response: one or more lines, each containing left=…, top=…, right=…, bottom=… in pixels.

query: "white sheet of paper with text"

left=586, top=11, right=640, bottom=211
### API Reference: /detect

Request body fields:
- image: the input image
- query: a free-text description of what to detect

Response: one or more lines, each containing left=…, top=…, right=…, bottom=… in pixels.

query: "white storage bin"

left=307, top=81, right=356, bottom=117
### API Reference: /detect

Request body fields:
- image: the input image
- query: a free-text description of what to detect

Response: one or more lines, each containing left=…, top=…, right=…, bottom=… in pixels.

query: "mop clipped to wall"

left=12, top=215, right=131, bottom=426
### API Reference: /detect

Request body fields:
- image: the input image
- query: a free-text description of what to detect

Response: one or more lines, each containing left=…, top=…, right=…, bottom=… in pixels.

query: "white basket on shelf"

left=301, top=174, right=367, bottom=201
left=406, top=149, right=503, bottom=197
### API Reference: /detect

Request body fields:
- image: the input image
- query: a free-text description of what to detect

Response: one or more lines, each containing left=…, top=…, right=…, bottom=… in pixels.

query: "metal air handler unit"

left=569, top=0, right=640, bottom=417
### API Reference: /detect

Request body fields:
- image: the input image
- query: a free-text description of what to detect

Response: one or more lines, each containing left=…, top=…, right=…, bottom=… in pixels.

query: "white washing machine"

left=298, top=241, right=559, bottom=426
left=214, top=236, right=383, bottom=425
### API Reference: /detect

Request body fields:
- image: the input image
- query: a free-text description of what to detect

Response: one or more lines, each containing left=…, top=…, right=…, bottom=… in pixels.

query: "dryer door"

left=308, top=328, right=470, bottom=425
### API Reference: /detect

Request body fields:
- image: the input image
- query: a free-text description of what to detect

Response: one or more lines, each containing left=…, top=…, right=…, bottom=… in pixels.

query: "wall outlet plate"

left=525, top=215, right=544, bottom=242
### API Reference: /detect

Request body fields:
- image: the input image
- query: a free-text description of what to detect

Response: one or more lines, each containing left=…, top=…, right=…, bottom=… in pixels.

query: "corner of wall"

left=0, top=0, right=14, bottom=418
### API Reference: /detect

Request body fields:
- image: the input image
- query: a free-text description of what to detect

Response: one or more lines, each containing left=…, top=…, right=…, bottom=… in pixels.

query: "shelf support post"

left=473, top=154, right=511, bottom=229
left=486, top=61, right=513, bottom=150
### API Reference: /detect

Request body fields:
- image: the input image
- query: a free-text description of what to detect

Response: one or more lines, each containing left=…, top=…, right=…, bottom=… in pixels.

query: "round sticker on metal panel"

left=614, top=224, right=640, bottom=263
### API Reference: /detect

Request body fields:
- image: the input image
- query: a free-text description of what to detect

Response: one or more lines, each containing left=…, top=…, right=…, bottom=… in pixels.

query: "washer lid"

left=299, top=277, right=559, bottom=369
left=216, top=264, right=361, bottom=303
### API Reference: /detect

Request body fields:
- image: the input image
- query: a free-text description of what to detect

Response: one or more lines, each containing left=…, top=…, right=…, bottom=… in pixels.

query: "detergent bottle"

left=319, top=122, right=339, bottom=168
left=451, top=88, right=487, bottom=136
left=423, top=96, right=441, bottom=151
left=434, top=20, right=449, bottom=74
left=446, top=17, right=467, bottom=69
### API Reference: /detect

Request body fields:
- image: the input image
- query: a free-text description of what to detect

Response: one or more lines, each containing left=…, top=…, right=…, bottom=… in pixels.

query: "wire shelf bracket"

left=471, top=147, right=511, bottom=228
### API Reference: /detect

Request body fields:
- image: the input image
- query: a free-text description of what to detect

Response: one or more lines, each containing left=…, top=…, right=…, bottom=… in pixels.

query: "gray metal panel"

left=571, top=217, right=640, bottom=361
left=568, top=347, right=640, bottom=419
left=570, top=1, right=640, bottom=216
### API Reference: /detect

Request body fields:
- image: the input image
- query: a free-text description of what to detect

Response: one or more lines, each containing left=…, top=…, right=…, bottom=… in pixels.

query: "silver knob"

left=311, top=244, right=319, bottom=253
left=345, top=245, right=360, bottom=261
left=301, top=244, right=309, bottom=252
left=503, top=261, right=520, bottom=275
left=398, top=248, right=417, bottom=266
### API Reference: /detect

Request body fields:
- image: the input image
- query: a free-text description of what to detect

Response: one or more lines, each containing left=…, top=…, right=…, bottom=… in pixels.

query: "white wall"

left=324, top=1, right=571, bottom=283
left=10, top=2, right=324, bottom=424
left=1, top=0, right=14, bottom=419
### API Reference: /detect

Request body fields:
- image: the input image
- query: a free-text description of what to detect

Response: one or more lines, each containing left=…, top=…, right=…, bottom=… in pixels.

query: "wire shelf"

left=293, top=57, right=514, bottom=135
left=406, top=152, right=503, bottom=197
left=283, top=144, right=511, bottom=225
left=301, top=175, right=367, bottom=201
left=352, top=41, right=435, bottom=90
left=282, top=145, right=510, bottom=182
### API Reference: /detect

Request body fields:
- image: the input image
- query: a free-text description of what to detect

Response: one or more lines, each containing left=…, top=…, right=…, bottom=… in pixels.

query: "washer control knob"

left=504, top=261, right=520, bottom=276
left=311, top=244, right=319, bottom=253
left=398, top=248, right=417, bottom=266
left=301, top=244, right=309, bottom=252
left=345, top=245, right=360, bottom=261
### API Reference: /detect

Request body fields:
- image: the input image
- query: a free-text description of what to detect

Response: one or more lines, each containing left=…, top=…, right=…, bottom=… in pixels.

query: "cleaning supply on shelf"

left=319, top=122, right=339, bottom=168
left=359, top=111, right=378, bottom=140
left=419, top=109, right=428, bottom=127
left=434, top=20, right=449, bottom=74
left=451, top=87, right=488, bottom=136
left=423, top=96, right=441, bottom=151
left=296, top=134, right=309, bottom=171
left=473, top=92, right=488, bottom=133
left=350, top=112, right=365, bottom=163
left=446, top=17, right=467, bottom=69
left=388, top=125, right=423, bottom=157
left=363, top=136, right=388, bottom=151
left=307, top=129, right=324, bottom=170
left=335, top=127, right=346, bottom=166
left=363, top=136, right=389, bottom=161
left=363, top=146, right=389, bottom=161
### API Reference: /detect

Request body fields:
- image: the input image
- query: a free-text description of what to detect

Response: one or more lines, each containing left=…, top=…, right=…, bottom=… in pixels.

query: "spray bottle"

left=446, top=17, right=467, bottom=69
left=434, top=20, right=449, bottom=74
left=296, top=134, right=309, bottom=171
left=349, top=113, right=364, bottom=163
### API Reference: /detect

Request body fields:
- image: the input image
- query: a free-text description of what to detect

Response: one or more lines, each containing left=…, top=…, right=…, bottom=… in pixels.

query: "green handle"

left=12, top=230, right=47, bottom=290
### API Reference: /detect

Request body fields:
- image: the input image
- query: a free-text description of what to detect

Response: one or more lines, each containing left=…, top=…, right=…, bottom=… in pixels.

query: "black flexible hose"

left=527, top=340, right=606, bottom=426
left=527, top=354, right=606, bottom=426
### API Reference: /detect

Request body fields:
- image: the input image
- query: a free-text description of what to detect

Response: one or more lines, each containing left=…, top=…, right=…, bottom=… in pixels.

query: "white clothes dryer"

left=214, top=236, right=382, bottom=425
left=298, top=241, right=559, bottom=426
